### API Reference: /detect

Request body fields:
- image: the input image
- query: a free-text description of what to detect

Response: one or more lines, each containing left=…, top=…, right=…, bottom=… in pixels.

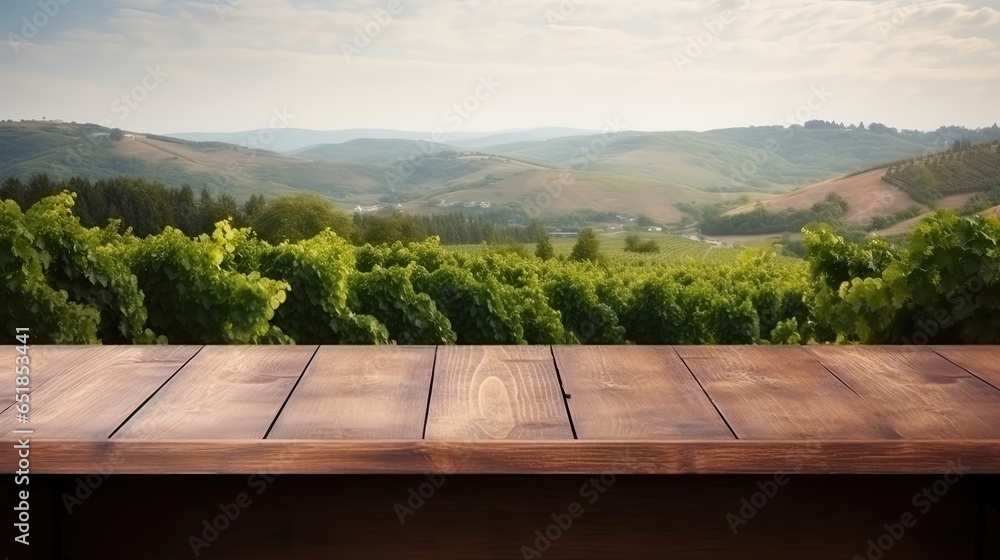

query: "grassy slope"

left=3, top=121, right=982, bottom=232
left=484, top=128, right=934, bottom=191
left=452, top=230, right=746, bottom=264
left=724, top=168, right=926, bottom=227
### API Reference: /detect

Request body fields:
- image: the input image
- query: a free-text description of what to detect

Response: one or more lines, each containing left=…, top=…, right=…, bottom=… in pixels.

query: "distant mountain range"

left=3, top=119, right=998, bottom=224
left=166, top=127, right=599, bottom=154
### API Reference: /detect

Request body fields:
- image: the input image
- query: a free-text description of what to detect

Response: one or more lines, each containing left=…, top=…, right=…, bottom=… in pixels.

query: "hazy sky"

left=2, top=0, right=998, bottom=134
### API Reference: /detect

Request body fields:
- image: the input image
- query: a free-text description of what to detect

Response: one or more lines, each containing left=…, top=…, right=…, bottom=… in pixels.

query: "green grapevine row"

left=3, top=193, right=998, bottom=345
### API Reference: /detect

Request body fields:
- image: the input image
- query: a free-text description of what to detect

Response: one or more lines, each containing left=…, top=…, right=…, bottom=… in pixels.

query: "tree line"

left=697, top=193, right=849, bottom=235
left=0, top=174, right=537, bottom=245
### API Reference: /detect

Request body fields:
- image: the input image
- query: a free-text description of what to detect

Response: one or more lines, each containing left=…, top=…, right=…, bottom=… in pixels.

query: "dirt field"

left=725, top=168, right=926, bottom=227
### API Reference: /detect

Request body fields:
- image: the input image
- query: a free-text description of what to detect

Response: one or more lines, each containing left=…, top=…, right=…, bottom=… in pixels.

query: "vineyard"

left=3, top=193, right=1000, bottom=346
left=551, top=232, right=741, bottom=263
left=882, top=140, right=1000, bottom=203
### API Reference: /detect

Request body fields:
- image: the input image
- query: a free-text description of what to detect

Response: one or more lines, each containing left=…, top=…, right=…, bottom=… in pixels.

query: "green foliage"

left=570, top=228, right=600, bottom=261
left=252, top=194, right=354, bottom=244
left=868, top=206, right=922, bottom=231
left=411, top=265, right=524, bottom=344
left=804, top=210, right=1000, bottom=343
left=22, top=192, right=153, bottom=343
left=623, top=234, right=660, bottom=254
left=127, top=224, right=291, bottom=343
left=0, top=175, right=259, bottom=237
left=0, top=199, right=100, bottom=343
left=883, top=143, right=1000, bottom=203
left=535, top=235, right=555, bottom=260
left=353, top=211, right=535, bottom=246
left=225, top=225, right=388, bottom=344
left=349, top=265, right=456, bottom=344
left=619, top=278, right=685, bottom=343
left=9, top=191, right=1000, bottom=346
left=544, top=269, right=625, bottom=344
left=701, top=194, right=849, bottom=235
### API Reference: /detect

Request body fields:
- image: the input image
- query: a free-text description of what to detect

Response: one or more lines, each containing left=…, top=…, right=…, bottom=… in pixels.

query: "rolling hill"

left=482, top=127, right=944, bottom=191
left=723, top=140, right=1000, bottom=234
left=166, top=127, right=599, bottom=154
left=3, top=120, right=998, bottom=228
left=724, top=168, right=924, bottom=227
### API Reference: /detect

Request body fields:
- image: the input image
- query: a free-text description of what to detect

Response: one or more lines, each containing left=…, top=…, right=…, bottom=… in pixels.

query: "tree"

left=535, top=234, right=554, bottom=260
left=570, top=228, right=600, bottom=262
left=251, top=194, right=354, bottom=243
left=624, top=234, right=659, bottom=254
left=241, top=194, right=266, bottom=223
left=109, top=128, right=124, bottom=141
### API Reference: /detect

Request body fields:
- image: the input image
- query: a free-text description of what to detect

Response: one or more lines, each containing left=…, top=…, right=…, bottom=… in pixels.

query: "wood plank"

left=0, top=345, right=200, bottom=438
left=934, top=345, right=1000, bottom=391
left=553, top=346, right=733, bottom=439
left=267, top=346, right=435, bottom=439
left=425, top=346, right=572, bottom=440
left=0, top=345, right=18, bottom=408
left=113, top=345, right=316, bottom=440
left=6, top=439, right=999, bottom=474
left=675, top=346, right=890, bottom=439
left=0, top=345, right=106, bottom=412
left=808, top=346, right=1000, bottom=439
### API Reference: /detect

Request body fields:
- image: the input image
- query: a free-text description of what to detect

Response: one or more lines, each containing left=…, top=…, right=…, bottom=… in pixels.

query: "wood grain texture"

left=0, top=345, right=117, bottom=412
left=554, top=346, right=733, bottom=439
left=809, top=346, right=1000, bottom=439
left=675, top=346, right=891, bottom=439
left=267, top=346, right=435, bottom=439
left=113, top=345, right=316, bottom=440
left=6, top=439, right=1000, bottom=474
left=934, top=345, right=1000, bottom=391
left=0, top=345, right=16, bottom=408
left=0, top=345, right=200, bottom=438
left=425, top=346, right=573, bottom=440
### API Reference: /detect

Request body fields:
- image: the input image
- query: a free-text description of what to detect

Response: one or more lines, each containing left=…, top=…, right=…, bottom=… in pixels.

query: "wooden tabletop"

left=3, top=345, right=1000, bottom=474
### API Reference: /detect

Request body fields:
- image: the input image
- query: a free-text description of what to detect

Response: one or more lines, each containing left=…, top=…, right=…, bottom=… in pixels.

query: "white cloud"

left=1, top=0, right=996, bottom=132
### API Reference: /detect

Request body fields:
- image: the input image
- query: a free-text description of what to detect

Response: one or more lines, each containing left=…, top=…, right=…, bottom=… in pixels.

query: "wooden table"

left=3, top=345, right=999, bottom=558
